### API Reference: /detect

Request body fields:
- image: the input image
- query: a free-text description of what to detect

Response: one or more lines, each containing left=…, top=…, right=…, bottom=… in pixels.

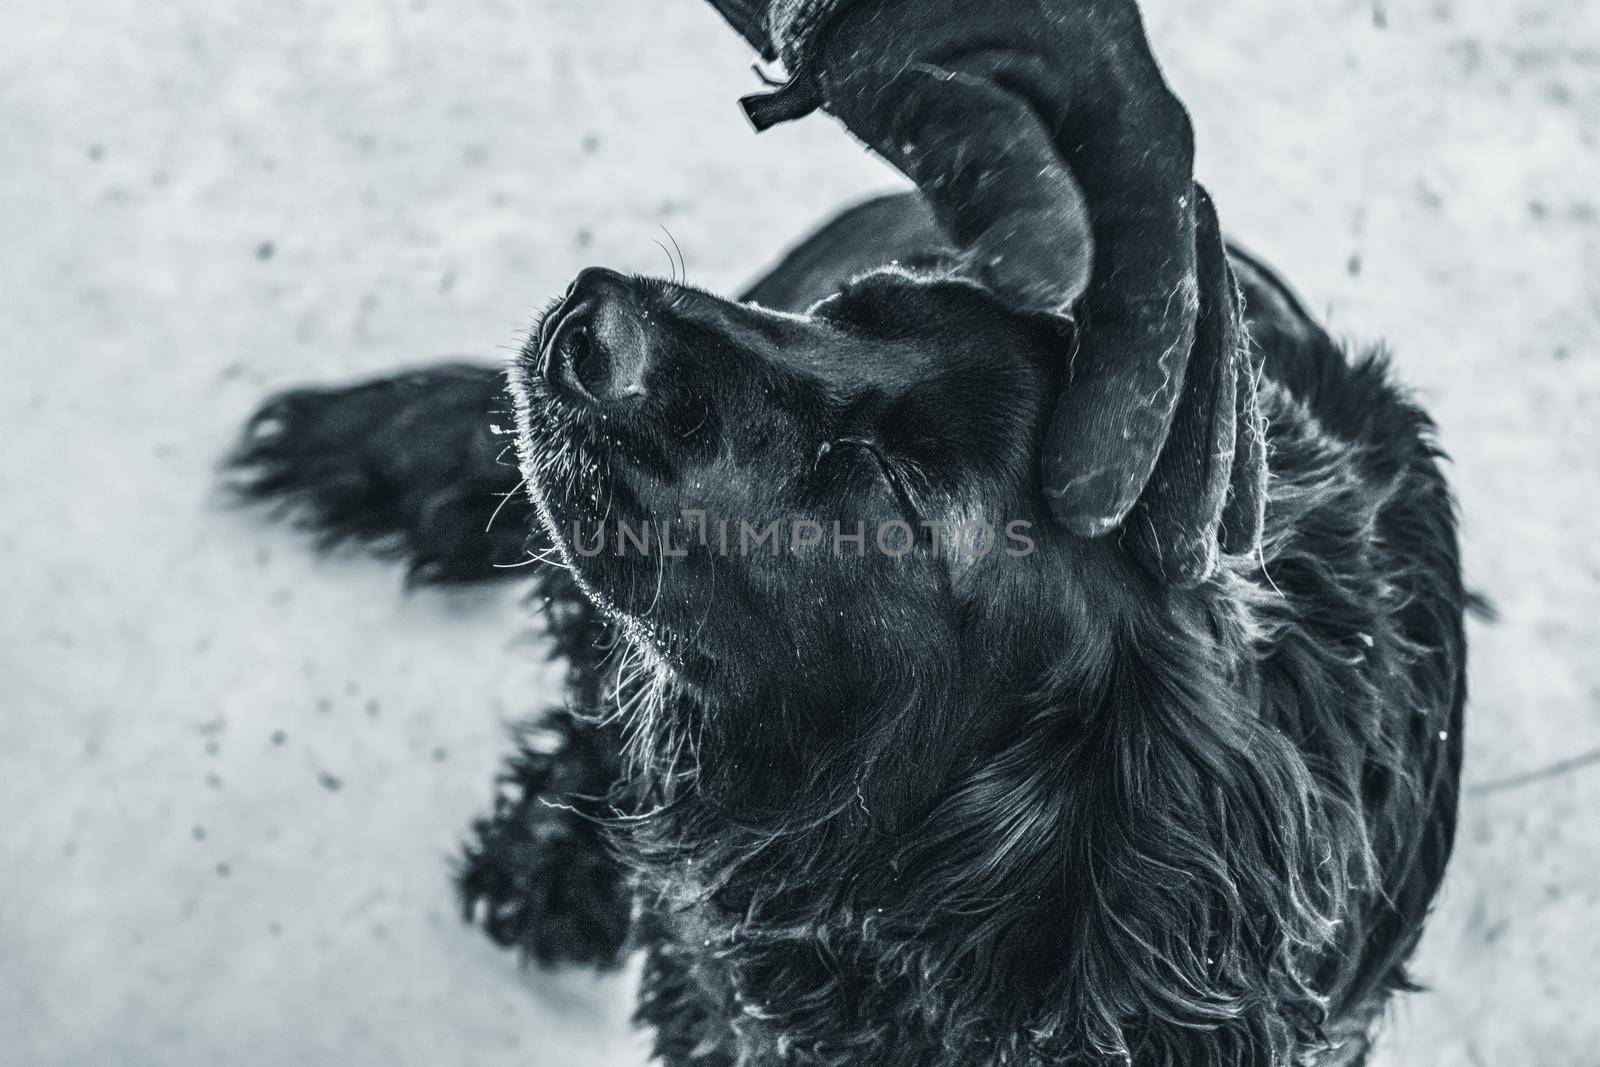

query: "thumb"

left=819, top=59, right=1095, bottom=316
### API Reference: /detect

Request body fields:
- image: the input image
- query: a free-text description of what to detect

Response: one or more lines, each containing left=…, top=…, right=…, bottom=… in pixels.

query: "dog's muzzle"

left=539, top=267, right=652, bottom=406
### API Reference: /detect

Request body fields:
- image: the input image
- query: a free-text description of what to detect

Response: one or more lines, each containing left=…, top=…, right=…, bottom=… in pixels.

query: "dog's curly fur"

left=228, top=193, right=1466, bottom=1066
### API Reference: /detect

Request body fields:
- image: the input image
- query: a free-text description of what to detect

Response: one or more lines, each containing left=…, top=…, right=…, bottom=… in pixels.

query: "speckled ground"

left=2, top=1, right=1597, bottom=1064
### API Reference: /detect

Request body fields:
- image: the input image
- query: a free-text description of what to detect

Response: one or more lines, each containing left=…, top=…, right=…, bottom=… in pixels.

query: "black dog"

left=230, top=189, right=1466, bottom=1065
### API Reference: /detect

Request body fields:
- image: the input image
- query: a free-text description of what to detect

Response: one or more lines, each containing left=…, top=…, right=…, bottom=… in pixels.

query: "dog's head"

left=510, top=266, right=1133, bottom=740
left=509, top=262, right=1357, bottom=1062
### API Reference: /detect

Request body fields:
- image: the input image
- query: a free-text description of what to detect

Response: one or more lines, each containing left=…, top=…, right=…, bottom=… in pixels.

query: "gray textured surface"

left=2, top=1, right=1597, bottom=1064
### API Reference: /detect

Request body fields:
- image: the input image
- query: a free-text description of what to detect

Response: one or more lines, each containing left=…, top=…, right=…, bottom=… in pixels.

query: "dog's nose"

left=541, top=267, right=651, bottom=404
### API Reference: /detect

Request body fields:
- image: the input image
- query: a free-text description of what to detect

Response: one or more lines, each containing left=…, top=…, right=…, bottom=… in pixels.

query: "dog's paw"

left=224, top=362, right=535, bottom=584
left=455, top=718, right=633, bottom=969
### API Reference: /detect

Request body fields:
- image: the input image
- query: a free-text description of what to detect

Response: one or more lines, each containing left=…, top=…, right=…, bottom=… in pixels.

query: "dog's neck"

left=614, top=588, right=1363, bottom=1065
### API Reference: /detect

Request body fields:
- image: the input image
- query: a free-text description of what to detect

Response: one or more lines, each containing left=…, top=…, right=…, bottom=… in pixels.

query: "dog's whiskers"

left=660, top=224, right=687, bottom=286
left=652, top=238, right=679, bottom=285
left=484, top=477, right=529, bottom=533
left=492, top=546, right=570, bottom=572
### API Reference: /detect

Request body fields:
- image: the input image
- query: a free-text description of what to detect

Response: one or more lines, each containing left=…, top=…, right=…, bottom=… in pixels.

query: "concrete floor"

left=2, top=0, right=1597, bottom=1063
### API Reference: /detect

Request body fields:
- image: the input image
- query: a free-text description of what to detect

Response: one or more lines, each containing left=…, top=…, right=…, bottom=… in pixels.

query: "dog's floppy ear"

left=1127, top=185, right=1267, bottom=586
left=882, top=621, right=1345, bottom=1060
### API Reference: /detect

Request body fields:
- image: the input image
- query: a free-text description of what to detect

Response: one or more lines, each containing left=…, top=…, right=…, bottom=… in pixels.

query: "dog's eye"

left=816, top=438, right=922, bottom=525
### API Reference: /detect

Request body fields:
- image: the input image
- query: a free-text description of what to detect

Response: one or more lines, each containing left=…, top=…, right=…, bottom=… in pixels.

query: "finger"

left=1219, top=328, right=1267, bottom=558
left=1027, top=3, right=1202, bottom=535
left=1038, top=142, right=1199, bottom=537
left=1126, top=185, right=1241, bottom=587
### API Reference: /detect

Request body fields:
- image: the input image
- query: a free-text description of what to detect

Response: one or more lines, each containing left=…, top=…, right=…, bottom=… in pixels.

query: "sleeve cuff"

left=765, top=0, right=851, bottom=68
left=704, top=0, right=777, bottom=60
